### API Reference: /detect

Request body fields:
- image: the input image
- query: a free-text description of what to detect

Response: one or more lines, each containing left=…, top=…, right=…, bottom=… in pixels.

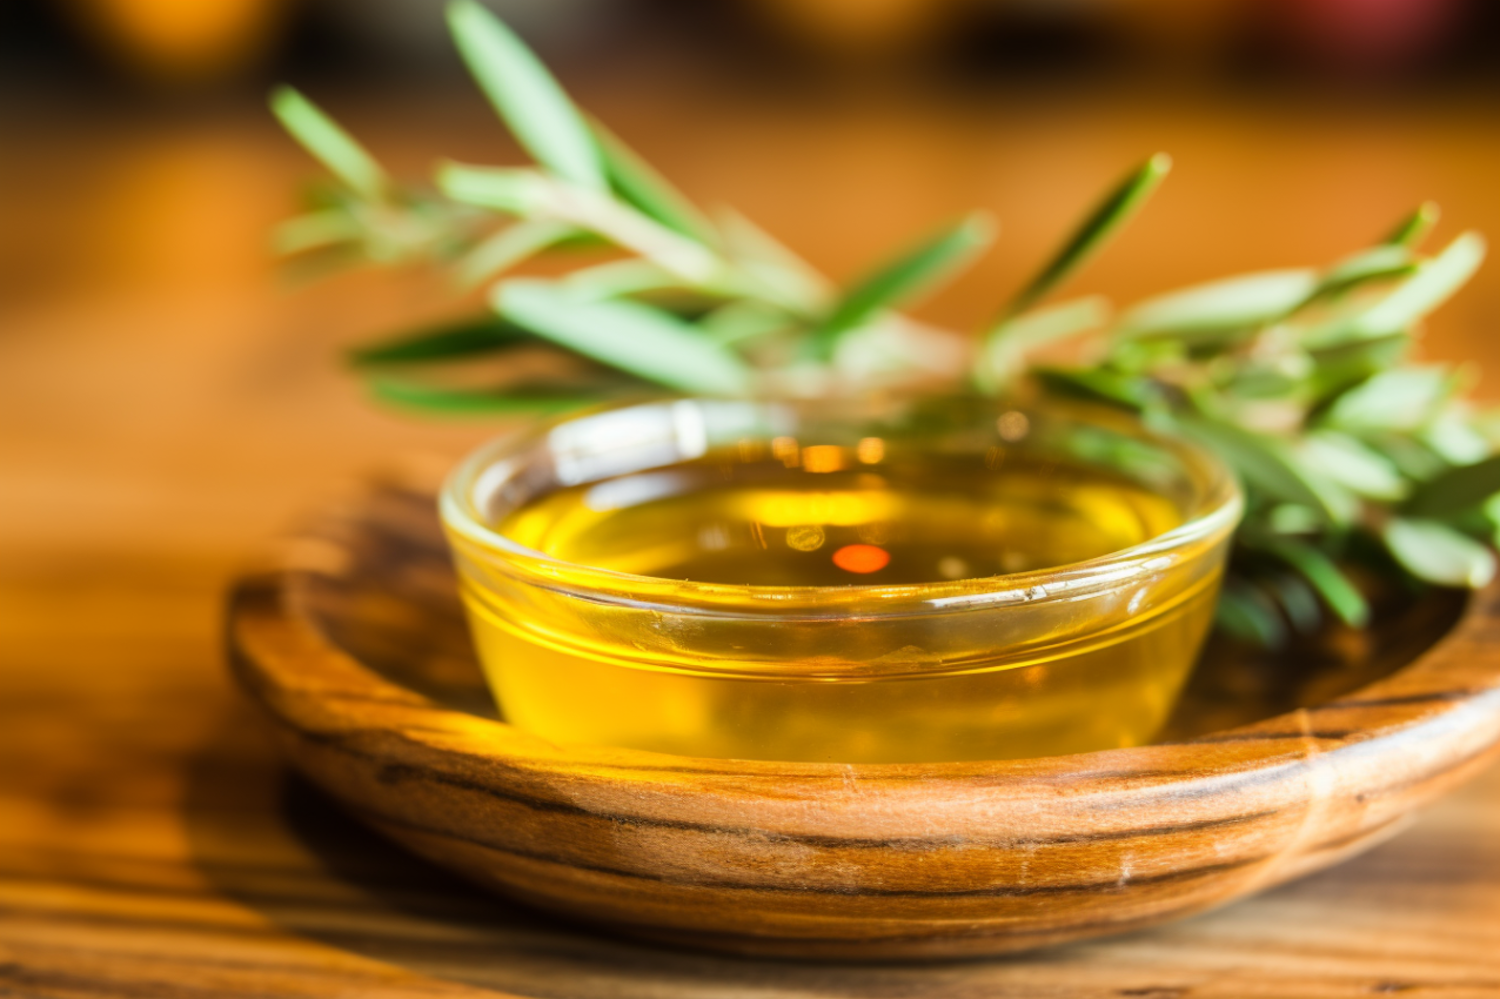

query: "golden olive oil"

left=501, top=454, right=1184, bottom=585
left=458, top=442, right=1222, bottom=763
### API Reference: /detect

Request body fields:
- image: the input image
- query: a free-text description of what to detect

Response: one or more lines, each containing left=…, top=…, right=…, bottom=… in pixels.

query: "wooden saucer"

left=226, top=482, right=1500, bottom=959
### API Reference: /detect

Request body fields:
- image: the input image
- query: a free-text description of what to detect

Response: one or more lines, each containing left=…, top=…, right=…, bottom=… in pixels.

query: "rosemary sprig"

left=270, top=0, right=1500, bottom=643
left=268, top=0, right=1135, bottom=405
left=1035, top=222, right=1497, bottom=641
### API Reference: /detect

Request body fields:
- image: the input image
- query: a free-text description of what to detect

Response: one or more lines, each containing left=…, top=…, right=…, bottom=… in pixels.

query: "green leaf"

left=270, top=209, right=363, bottom=256
left=699, top=299, right=793, bottom=346
left=348, top=316, right=536, bottom=366
left=1306, top=333, right=1409, bottom=400
left=1219, top=365, right=1302, bottom=400
left=590, top=117, right=717, bottom=245
left=1383, top=517, right=1495, bottom=588
left=1316, top=244, right=1415, bottom=296
left=809, top=213, right=994, bottom=358
left=446, top=0, right=605, bottom=190
left=980, top=296, right=1109, bottom=391
left=367, top=376, right=604, bottom=415
left=1252, top=536, right=1370, bottom=627
left=1319, top=366, right=1454, bottom=433
left=1365, top=432, right=1450, bottom=482
left=1036, top=367, right=1157, bottom=412
left=1298, top=430, right=1406, bottom=500
left=1384, top=201, right=1440, bottom=248
left=1117, top=270, right=1318, bottom=340
left=458, top=218, right=576, bottom=287
left=560, top=259, right=682, bottom=300
left=1215, top=583, right=1287, bottom=647
left=440, top=163, right=719, bottom=281
left=269, top=87, right=388, bottom=200
left=1403, top=453, right=1500, bottom=519
left=999, top=153, right=1172, bottom=321
left=1323, top=232, right=1485, bottom=343
left=438, top=163, right=551, bottom=214
left=1484, top=493, right=1500, bottom=535
left=496, top=279, right=753, bottom=395
left=1419, top=412, right=1489, bottom=466
left=717, top=208, right=830, bottom=315
left=1108, top=337, right=1184, bottom=375
left=1267, top=504, right=1323, bottom=535
left=1263, top=571, right=1324, bottom=634
left=1177, top=417, right=1355, bottom=525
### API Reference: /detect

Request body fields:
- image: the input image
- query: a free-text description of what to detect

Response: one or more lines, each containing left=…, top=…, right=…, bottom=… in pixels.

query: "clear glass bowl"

left=441, top=396, right=1242, bottom=764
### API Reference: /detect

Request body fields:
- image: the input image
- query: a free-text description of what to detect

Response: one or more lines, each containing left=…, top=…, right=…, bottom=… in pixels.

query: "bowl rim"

left=439, top=395, right=1243, bottom=620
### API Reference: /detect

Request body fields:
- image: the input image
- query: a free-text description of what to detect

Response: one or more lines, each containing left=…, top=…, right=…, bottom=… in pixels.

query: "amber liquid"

left=463, top=449, right=1220, bottom=763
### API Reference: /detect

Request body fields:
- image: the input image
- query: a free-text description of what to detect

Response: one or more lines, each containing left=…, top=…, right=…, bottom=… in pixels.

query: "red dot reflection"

left=832, top=544, right=890, bottom=574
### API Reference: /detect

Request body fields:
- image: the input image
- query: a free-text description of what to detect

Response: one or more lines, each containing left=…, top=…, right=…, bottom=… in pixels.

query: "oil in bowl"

left=442, top=398, right=1240, bottom=764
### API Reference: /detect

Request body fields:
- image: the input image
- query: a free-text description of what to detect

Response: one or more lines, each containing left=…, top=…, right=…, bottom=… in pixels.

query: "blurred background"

left=6, top=0, right=1500, bottom=634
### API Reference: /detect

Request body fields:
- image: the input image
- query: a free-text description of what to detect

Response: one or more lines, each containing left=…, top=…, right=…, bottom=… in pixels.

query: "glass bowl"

left=441, top=396, right=1241, bottom=764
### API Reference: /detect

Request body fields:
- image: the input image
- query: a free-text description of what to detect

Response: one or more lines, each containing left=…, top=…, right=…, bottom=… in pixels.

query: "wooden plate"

left=226, top=481, right=1500, bottom=960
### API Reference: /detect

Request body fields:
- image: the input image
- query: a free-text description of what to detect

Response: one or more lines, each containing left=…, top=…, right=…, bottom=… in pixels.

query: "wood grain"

left=226, top=483, right=1500, bottom=960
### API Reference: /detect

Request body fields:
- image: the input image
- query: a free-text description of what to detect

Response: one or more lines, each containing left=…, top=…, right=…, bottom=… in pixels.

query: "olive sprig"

left=271, top=0, right=1500, bottom=643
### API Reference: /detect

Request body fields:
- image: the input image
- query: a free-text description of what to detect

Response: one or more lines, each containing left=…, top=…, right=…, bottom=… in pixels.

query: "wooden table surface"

left=6, top=78, right=1500, bottom=996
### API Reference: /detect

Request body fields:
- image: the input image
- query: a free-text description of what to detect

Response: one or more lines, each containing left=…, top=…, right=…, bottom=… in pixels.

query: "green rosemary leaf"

left=1000, top=153, right=1171, bottom=322
left=1316, top=244, right=1415, bottom=296
left=1268, top=504, right=1323, bottom=535
left=441, top=163, right=720, bottom=281
left=590, top=118, right=717, bottom=245
left=1117, top=269, right=1318, bottom=340
left=717, top=208, right=830, bottom=315
left=1264, top=571, right=1324, bottom=634
left=1315, top=232, right=1485, bottom=344
left=1005, top=296, right=1112, bottom=344
left=1319, top=366, right=1454, bottom=433
left=367, top=376, right=604, bottom=414
left=458, top=218, right=576, bottom=287
left=1365, top=432, right=1450, bottom=482
left=1383, top=517, right=1496, bottom=587
left=1361, top=231, right=1486, bottom=333
left=699, top=299, right=794, bottom=346
left=1306, top=333, right=1409, bottom=399
left=809, top=212, right=994, bottom=358
left=1384, top=201, right=1441, bottom=247
left=1420, top=412, right=1490, bottom=465
left=1178, top=417, right=1355, bottom=525
left=1036, top=367, right=1156, bottom=411
left=446, top=0, right=605, bottom=190
left=1108, top=337, right=1184, bottom=374
left=438, top=163, right=551, bottom=214
left=560, top=259, right=682, bottom=300
left=1216, top=583, right=1288, bottom=647
left=980, top=296, right=1109, bottom=390
left=270, top=209, right=363, bottom=256
left=496, top=279, right=753, bottom=394
left=1402, top=453, right=1500, bottom=518
left=1485, top=493, right=1500, bottom=534
left=1299, top=429, right=1407, bottom=500
left=1056, top=423, right=1181, bottom=488
left=1219, top=365, right=1302, bottom=400
left=269, top=87, right=388, bottom=201
left=348, top=316, right=535, bottom=366
left=1252, top=535, right=1370, bottom=627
